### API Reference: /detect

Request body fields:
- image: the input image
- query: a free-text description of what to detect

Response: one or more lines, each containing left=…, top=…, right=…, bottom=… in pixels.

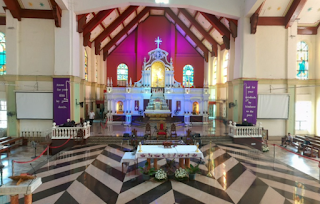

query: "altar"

left=136, top=145, right=204, bottom=169
left=104, top=37, right=210, bottom=125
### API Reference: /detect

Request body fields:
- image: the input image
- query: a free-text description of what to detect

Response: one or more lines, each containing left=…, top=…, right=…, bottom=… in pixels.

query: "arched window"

left=223, top=52, right=229, bottom=83
left=84, top=49, right=88, bottom=81
left=0, top=33, right=6, bottom=75
left=117, top=63, right=128, bottom=86
left=297, top=41, right=308, bottom=80
left=213, top=59, right=217, bottom=85
left=183, top=65, right=194, bottom=87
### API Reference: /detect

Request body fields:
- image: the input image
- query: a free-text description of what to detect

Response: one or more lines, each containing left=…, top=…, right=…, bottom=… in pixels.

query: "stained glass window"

left=213, top=59, right=217, bottom=85
left=183, top=65, right=194, bottom=87
left=296, top=41, right=308, bottom=80
left=223, top=52, right=229, bottom=83
left=84, top=49, right=88, bottom=81
left=0, top=33, right=6, bottom=75
left=117, top=63, right=128, bottom=86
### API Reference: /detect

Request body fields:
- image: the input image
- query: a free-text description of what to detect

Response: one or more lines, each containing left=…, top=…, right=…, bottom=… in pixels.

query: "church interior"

left=0, top=0, right=319, bottom=203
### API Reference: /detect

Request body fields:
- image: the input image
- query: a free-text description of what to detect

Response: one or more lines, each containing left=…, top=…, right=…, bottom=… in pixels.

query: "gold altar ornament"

left=196, top=143, right=199, bottom=152
left=138, top=142, right=142, bottom=152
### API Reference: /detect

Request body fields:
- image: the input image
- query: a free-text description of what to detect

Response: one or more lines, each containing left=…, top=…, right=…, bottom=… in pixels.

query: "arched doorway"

left=151, top=61, right=165, bottom=87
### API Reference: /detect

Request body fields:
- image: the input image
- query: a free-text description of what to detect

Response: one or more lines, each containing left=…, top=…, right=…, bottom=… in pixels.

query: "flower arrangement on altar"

left=155, top=169, right=167, bottom=181
left=262, top=139, right=269, bottom=152
left=175, top=167, right=188, bottom=181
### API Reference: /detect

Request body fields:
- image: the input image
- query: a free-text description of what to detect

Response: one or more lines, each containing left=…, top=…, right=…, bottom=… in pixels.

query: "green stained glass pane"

left=117, top=63, right=128, bottom=83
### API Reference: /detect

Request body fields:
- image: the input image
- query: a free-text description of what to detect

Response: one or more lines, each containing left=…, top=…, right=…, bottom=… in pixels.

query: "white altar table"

left=136, top=145, right=204, bottom=169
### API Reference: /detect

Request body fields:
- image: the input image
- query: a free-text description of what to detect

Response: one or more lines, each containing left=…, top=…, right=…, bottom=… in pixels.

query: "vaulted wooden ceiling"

left=77, top=6, right=238, bottom=61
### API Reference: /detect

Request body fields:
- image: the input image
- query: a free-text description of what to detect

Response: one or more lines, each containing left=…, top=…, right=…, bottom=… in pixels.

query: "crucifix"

left=155, top=36, right=162, bottom=48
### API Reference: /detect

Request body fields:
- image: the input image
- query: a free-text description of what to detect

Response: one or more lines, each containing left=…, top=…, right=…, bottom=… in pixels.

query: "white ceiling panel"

left=108, top=45, right=116, bottom=54
left=298, top=0, right=320, bottom=26
left=260, top=0, right=292, bottom=17
left=196, top=13, right=212, bottom=31
left=221, top=18, right=230, bottom=29
left=137, top=6, right=145, bottom=14
left=116, top=34, right=128, bottom=46
left=139, top=13, right=149, bottom=23
left=178, top=13, right=191, bottom=27
left=165, top=13, right=175, bottom=24
left=118, top=6, right=129, bottom=14
left=185, top=35, right=197, bottom=47
left=196, top=47, right=204, bottom=56
left=90, top=25, right=103, bottom=41
left=186, top=8, right=197, bottom=17
left=86, top=13, right=94, bottom=23
left=101, top=37, right=111, bottom=49
left=20, top=0, right=51, bottom=10
left=128, top=24, right=138, bottom=35
left=202, top=39, right=212, bottom=52
left=176, top=24, right=186, bottom=36
left=210, top=29, right=223, bottom=45
left=170, top=8, right=179, bottom=15
left=150, top=10, right=165, bottom=15
left=124, top=12, right=136, bottom=26
left=190, top=26, right=203, bottom=41
left=102, top=10, right=119, bottom=27
left=110, top=24, right=124, bottom=38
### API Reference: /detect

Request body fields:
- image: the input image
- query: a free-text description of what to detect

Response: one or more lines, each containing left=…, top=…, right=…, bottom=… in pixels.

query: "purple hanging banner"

left=242, top=81, right=258, bottom=125
left=53, top=78, right=71, bottom=125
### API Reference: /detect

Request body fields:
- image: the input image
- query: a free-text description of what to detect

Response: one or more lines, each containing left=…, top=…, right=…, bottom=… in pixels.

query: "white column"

left=6, top=11, right=20, bottom=75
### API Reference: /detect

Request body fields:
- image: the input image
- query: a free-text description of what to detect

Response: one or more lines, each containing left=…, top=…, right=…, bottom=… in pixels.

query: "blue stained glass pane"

left=117, top=63, right=128, bottom=82
left=296, top=41, right=308, bottom=80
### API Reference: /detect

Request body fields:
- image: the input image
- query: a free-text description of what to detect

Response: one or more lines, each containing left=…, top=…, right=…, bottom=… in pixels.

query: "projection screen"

left=257, top=94, right=289, bottom=119
left=16, top=92, right=53, bottom=119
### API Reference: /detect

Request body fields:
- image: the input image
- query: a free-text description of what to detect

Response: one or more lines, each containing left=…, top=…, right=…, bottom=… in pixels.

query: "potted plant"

left=139, top=162, right=155, bottom=180
left=155, top=169, right=167, bottom=181
left=165, top=159, right=176, bottom=179
left=175, top=167, right=188, bottom=181
left=186, top=164, right=200, bottom=180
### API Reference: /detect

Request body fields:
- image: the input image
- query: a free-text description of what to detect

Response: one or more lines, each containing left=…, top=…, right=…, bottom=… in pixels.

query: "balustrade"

left=52, top=122, right=90, bottom=139
left=228, top=121, right=262, bottom=138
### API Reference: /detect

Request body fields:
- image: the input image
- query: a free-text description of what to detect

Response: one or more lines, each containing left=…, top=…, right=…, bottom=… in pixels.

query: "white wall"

left=19, top=19, right=55, bottom=75
left=19, top=120, right=53, bottom=134
left=256, top=26, right=287, bottom=79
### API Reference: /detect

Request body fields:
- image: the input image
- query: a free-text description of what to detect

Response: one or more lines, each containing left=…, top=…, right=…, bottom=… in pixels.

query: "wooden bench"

left=0, top=137, right=27, bottom=157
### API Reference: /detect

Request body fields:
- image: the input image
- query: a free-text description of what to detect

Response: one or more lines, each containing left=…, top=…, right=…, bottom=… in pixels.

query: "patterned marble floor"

left=1, top=143, right=319, bottom=204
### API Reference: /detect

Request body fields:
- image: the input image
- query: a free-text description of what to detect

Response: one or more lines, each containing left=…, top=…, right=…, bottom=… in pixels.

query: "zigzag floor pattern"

left=2, top=143, right=319, bottom=204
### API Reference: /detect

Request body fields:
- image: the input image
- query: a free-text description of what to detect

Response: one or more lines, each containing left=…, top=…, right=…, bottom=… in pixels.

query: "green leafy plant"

left=186, top=164, right=200, bottom=174
left=139, top=162, right=156, bottom=175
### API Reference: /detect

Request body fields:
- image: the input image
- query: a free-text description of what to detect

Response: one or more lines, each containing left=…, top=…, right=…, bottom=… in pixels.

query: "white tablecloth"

left=135, top=145, right=204, bottom=159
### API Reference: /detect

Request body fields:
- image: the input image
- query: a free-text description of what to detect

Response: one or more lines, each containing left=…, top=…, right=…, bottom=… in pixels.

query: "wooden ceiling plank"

left=3, top=0, right=22, bottom=21
left=94, top=6, right=139, bottom=46
left=285, top=0, right=307, bottom=29
left=20, top=10, right=54, bottom=19
left=166, top=8, right=209, bottom=61
left=102, top=7, right=151, bottom=59
left=0, top=17, right=6, bottom=25
left=297, top=26, right=317, bottom=35
left=179, top=8, right=219, bottom=52
left=201, top=12, right=231, bottom=39
left=83, top=9, right=115, bottom=36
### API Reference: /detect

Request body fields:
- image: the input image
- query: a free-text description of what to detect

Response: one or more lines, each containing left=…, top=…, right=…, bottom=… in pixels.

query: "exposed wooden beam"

left=3, top=0, right=21, bottom=21
left=257, top=17, right=285, bottom=25
left=50, top=0, right=62, bottom=27
left=0, top=17, right=6, bottom=25
left=178, top=8, right=218, bottom=56
left=102, top=7, right=151, bottom=60
left=201, top=12, right=231, bottom=39
left=20, top=10, right=54, bottom=19
left=83, top=9, right=114, bottom=36
left=285, top=0, right=307, bottom=28
left=229, top=20, right=237, bottom=38
left=94, top=6, right=138, bottom=47
left=250, top=1, right=265, bottom=34
left=77, top=14, right=87, bottom=33
left=83, top=33, right=91, bottom=47
left=297, top=26, right=317, bottom=35
left=166, top=8, right=209, bottom=62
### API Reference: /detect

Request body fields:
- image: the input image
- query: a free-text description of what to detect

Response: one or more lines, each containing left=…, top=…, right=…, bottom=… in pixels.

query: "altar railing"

left=228, top=121, right=262, bottom=138
left=52, top=122, right=90, bottom=139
